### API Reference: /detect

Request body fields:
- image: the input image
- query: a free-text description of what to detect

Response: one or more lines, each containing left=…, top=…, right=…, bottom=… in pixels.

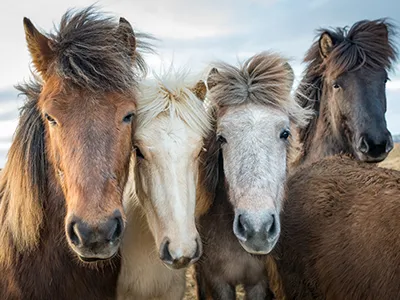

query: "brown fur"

left=272, top=156, right=400, bottom=300
left=0, top=7, right=149, bottom=299
left=294, top=19, right=398, bottom=166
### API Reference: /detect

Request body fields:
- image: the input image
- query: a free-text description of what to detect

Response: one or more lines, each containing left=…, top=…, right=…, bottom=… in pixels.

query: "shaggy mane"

left=0, top=80, right=46, bottom=265
left=0, top=7, right=153, bottom=265
left=136, top=70, right=213, bottom=138
left=296, top=19, right=398, bottom=146
left=48, top=6, right=154, bottom=92
left=207, top=51, right=311, bottom=127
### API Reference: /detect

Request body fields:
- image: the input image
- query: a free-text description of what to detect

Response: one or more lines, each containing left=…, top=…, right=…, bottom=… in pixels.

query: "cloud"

left=0, top=0, right=399, bottom=167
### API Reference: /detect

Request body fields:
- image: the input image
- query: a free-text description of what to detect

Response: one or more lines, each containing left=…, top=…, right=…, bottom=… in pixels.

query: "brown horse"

left=270, top=156, right=400, bottom=300
left=267, top=19, right=400, bottom=300
left=294, top=19, right=397, bottom=165
left=195, top=53, right=311, bottom=299
left=0, top=7, right=147, bottom=299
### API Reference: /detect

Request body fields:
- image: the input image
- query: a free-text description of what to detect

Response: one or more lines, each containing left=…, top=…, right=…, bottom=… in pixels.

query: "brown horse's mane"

left=0, top=80, right=47, bottom=264
left=196, top=52, right=310, bottom=215
left=296, top=19, right=398, bottom=148
left=42, top=6, right=153, bottom=93
left=0, top=7, right=153, bottom=265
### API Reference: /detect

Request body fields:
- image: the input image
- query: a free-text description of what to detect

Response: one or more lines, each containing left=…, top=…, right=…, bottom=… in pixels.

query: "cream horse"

left=117, top=70, right=213, bottom=299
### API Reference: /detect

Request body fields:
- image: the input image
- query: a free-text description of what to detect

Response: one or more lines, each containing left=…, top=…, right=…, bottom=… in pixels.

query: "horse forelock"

left=136, top=70, right=213, bottom=138
left=46, top=6, right=154, bottom=93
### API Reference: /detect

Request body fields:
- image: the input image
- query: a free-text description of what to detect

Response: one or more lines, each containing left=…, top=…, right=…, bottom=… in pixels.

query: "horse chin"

left=355, top=151, right=388, bottom=163
left=238, top=239, right=274, bottom=256
left=77, top=252, right=117, bottom=263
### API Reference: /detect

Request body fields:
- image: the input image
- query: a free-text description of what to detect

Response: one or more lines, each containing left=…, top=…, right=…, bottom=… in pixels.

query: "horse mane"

left=0, top=79, right=46, bottom=264
left=296, top=19, right=398, bottom=146
left=48, top=6, right=154, bottom=92
left=207, top=51, right=311, bottom=127
left=136, top=69, right=213, bottom=138
left=197, top=52, right=311, bottom=214
left=0, top=7, right=154, bottom=265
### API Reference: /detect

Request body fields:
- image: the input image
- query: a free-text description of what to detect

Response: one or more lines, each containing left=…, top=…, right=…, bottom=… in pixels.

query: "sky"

left=0, top=0, right=399, bottom=166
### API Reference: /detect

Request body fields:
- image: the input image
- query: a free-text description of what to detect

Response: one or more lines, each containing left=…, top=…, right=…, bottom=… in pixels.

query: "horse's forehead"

left=219, top=104, right=289, bottom=133
left=138, top=117, right=203, bottom=154
left=42, top=89, right=133, bottom=114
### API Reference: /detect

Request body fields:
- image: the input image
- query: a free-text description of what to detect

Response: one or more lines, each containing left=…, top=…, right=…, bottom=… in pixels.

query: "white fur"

left=219, top=103, right=289, bottom=216
left=117, top=70, right=212, bottom=300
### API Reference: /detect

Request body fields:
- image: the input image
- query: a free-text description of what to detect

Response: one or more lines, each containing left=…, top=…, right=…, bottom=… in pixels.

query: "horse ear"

left=191, top=80, right=207, bottom=101
left=319, top=32, right=336, bottom=58
left=117, top=17, right=136, bottom=59
left=207, top=68, right=220, bottom=90
left=23, top=17, right=55, bottom=79
left=283, top=62, right=295, bottom=89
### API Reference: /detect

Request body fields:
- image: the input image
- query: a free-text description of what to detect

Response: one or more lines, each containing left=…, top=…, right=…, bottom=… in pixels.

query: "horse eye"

left=384, top=77, right=390, bottom=83
left=135, top=147, right=145, bottom=159
left=332, top=83, right=340, bottom=89
left=217, top=134, right=227, bottom=144
left=280, top=129, right=290, bottom=140
left=123, top=113, right=134, bottom=123
left=45, top=113, right=57, bottom=126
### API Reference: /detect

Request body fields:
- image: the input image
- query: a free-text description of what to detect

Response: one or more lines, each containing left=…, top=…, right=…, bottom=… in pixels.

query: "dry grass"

left=184, top=267, right=246, bottom=299
left=379, top=143, right=400, bottom=171
left=184, top=144, right=400, bottom=299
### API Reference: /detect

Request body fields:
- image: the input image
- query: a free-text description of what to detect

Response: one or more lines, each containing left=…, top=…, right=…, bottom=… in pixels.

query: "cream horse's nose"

left=159, top=236, right=202, bottom=269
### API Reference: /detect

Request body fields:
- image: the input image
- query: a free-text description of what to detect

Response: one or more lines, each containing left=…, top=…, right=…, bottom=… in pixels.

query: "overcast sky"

left=0, top=0, right=399, bottom=166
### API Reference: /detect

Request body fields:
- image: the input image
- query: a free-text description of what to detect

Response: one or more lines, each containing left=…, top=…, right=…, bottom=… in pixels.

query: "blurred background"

left=0, top=0, right=399, bottom=167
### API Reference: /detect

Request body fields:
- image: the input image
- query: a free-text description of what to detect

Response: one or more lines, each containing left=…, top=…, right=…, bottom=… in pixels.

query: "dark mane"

left=0, top=79, right=47, bottom=262
left=296, top=18, right=398, bottom=146
left=196, top=107, right=219, bottom=216
left=48, top=6, right=153, bottom=92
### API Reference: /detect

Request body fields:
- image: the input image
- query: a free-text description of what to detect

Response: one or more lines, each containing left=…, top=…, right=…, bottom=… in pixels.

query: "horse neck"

left=296, top=88, right=352, bottom=166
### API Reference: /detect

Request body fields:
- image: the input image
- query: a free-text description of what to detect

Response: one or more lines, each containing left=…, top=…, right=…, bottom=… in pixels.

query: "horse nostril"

left=159, top=238, right=173, bottom=264
left=358, top=136, right=369, bottom=154
left=67, top=220, right=83, bottom=247
left=386, top=135, right=394, bottom=153
left=109, top=216, right=124, bottom=243
left=193, top=237, right=203, bottom=261
left=266, top=214, right=278, bottom=240
left=234, top=214, right=251, bottom=241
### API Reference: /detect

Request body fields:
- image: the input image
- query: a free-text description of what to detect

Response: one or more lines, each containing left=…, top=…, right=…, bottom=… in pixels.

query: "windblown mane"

left=197, top=52, right=311, bottom=214
left=0, top=7, right=153, bottom=265
left=48, top=6, right=154, bottom=92
left=0, top=80, right=46, bottom=264
left=207, top=52, right=310, bottom=126
left=296, top=19, right=398, bottom=145
left=136, top=70, right=213, bottom=138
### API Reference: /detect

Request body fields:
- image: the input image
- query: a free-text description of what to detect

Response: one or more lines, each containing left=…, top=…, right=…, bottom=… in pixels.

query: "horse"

left=294, top=19, right=397, bottom=166
left=270, top=155, right=400, bottom=300
left=265, top=19, right=400, bottom=300
left=0, top=7, right=148, bottom=299
left=194, top=52, right=311, bottom=299
left=117, top=70, right=213, bottom=299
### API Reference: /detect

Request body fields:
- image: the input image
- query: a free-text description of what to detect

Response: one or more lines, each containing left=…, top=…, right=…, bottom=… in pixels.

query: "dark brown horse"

left=294, top=19, right=397, bottom=165
left=195, top=53, right=310, bottom=300
left=268, top=19, right=399, bottom=299
left=0, top=7, right=147, bottom=299
left=270, top=156, right=400, bottom=300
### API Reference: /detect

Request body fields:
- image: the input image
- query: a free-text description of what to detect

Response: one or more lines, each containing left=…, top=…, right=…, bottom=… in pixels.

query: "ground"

left=184, top=144, right=400, bottom=299
left=184, top=266, right=246, bottom=299
left=379, top=143, right=400, bottom=170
